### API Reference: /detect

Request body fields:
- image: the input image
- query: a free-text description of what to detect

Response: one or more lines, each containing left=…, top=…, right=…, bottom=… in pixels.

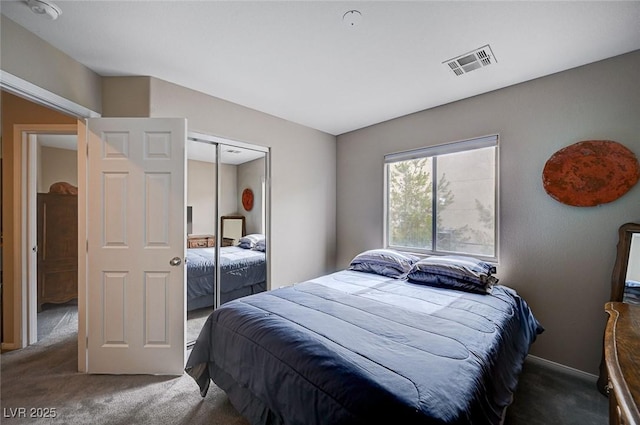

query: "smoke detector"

left=342, top=10, right=362, bottom=28
left=444, top=45, right=496, bottom=76
left=26, top=0, right=62, bottom=20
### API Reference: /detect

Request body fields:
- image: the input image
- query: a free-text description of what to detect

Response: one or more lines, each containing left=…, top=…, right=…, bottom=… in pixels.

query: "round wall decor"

left=542, top=140, right=639, bottom=207
left=242, top=188, right=254, bottom=211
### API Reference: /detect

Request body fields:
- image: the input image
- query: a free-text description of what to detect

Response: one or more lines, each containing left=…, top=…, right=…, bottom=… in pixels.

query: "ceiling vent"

left=444, top=45, right=496, bottom=76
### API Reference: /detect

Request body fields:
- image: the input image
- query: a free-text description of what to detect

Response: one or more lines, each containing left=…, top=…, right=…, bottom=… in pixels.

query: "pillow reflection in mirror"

left=239, top=234, right=265, bottom=249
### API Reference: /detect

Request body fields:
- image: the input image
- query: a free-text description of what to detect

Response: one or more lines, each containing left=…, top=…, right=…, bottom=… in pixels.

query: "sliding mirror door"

left=185, top=135, right=269, bottom=347
left=185, top=139, right=217, bottom=345
left=218, top=144, right=268, bottom=307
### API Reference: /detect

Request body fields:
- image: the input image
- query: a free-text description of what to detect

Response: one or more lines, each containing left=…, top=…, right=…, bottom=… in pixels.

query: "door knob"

left=169, top=257, right=182, bottom=266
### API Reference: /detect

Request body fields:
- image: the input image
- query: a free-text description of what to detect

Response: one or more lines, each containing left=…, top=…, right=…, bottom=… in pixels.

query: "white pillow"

left=238, top=234, right=265, bottom=249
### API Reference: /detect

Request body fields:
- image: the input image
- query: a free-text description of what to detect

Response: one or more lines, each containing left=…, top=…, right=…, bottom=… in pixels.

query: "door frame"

left=15, top=125, right=79, bottom=347
left=1, top=71, right=99, bottom=373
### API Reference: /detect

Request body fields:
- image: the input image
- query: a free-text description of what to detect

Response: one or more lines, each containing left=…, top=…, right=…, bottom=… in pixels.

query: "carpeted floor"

left=187, top=307, right=213, bottom=345
left=36, top=302, right=211, bottom=346
left=1, top=303, right=608, bottom=425
left=505, top=359, right=608, bottom=425
left=2, top=304, right=248, bottom=425
left=37, top=300, right=79, bottom=342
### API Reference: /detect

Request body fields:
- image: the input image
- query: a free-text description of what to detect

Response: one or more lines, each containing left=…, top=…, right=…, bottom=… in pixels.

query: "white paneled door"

left=86, top=118, right=186, bottom=374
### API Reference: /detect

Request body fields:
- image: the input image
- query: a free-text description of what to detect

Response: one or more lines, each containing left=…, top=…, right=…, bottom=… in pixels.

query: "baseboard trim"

left=526, top=354, right=598, bottom=382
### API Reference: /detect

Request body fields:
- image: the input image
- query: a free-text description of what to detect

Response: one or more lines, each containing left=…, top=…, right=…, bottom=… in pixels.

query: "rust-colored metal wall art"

left=242, top=188, right=254, bottom=211
left=542, top=140, right=639, bottom=207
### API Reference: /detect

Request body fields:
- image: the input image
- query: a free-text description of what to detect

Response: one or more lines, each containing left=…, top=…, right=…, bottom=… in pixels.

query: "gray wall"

left=238, top=157, right=266, bottom=235
left=1, top=15, right=102, bottom=113
left=37, top=145, right=78, bottom=193
left=219, top=163, right=239, bottom=217
left=148, top=77, right=337, bottom=289
left=336, top=50, right=640, bottom=374
left=186, top=159, right=216, bottom=235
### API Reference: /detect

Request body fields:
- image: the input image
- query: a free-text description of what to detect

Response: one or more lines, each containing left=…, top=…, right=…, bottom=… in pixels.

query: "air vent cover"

left=444, top=45, right=496, bottom=76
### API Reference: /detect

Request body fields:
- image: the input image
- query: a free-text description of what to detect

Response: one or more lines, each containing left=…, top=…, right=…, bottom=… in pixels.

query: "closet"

left=185, top=134, right=269, bottom=346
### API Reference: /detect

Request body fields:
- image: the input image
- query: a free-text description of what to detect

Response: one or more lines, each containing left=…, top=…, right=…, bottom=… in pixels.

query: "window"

left=384, top=135, right=498, bottom=259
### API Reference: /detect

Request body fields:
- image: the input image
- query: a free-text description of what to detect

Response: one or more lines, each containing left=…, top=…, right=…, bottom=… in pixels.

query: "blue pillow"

left=406, top=255, right=497, bottom=294
left=238, top=234, right=265, bottom=249
left=348, top=249, right=419, bottom=278
left=253, top=238, right=266, bottom=252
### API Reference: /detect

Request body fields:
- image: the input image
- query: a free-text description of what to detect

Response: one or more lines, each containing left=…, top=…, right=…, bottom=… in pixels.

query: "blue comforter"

left=186, top=246, right=266, bottom=301
left=186, top=270, right=542, bottom=425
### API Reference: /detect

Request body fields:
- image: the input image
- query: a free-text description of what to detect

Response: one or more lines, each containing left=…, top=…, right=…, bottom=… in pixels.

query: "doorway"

left=25, top=132, right=79, bottom=344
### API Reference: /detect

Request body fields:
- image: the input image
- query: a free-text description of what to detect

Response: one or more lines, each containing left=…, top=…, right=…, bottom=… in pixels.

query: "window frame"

left=383, top=134, right=499, bottom=261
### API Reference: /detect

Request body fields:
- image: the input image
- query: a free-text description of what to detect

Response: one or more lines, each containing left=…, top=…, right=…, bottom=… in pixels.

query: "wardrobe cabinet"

left=37, top=193, right=78, bottom=311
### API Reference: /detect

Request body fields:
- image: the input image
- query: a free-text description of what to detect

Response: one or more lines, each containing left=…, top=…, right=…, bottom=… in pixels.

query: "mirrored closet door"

left=185, top=134, right=269, bottom=347
left=218, top=144, right=268, bottom=308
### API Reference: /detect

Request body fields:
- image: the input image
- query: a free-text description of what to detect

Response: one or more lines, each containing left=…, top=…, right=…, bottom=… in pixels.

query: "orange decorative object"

left=242, top=188, right=254, bottom=211
left=49, top=181, right=78, bottom=195
left=542, top=140, right=639, bottom=207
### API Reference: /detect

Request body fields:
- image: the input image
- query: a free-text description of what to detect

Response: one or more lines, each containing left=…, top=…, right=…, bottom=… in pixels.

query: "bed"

left=186, top=245, right=267, bottom=311
left=624, top=279, right=640, bottom=304
left=186, top=250, right=542, bottom=425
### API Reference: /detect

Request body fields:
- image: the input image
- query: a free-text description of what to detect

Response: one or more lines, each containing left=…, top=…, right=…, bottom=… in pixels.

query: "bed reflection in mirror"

left=185, top=136, right=269, bottom=347
left=623, top=232, right=640, bottom=304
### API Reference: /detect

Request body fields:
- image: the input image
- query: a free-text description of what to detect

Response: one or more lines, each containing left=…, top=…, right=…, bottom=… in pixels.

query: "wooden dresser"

left=604, top=302, right=640, bottom=425
left=187, top=234, right=215, bottom=248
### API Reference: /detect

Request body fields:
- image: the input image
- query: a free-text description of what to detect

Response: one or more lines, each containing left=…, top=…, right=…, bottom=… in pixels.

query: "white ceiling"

left=186, top=138, right=266, bottom=165
left=2, top=1, right=640, bottom=136
left=37, top=134, right=77, bottom=151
